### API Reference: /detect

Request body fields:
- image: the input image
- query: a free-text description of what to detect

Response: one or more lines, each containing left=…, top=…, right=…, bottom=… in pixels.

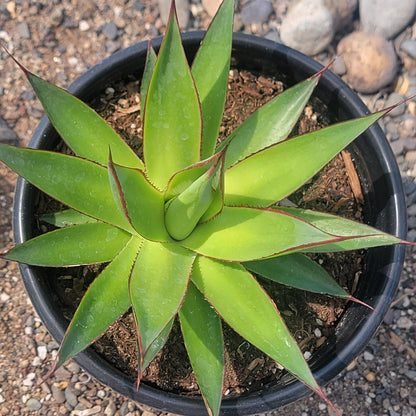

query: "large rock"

left=324, top=0, right=357, bottom=31
left=280, top=0, right=334, bottom=56
left=337, top=31, right=398, bottom=94
left=360, top=0, right=416, bottom=39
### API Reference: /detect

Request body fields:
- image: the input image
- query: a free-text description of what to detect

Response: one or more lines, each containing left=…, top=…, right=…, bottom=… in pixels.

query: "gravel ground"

left=0, top=1, right=415, bottom=415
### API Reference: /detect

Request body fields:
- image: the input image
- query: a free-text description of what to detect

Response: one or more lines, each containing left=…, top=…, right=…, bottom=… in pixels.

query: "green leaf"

left=278, top=207, right=401, bottom=251
left=165, top=154, right=223, bottom=240
left=129, top=240, right=195, bottom=364
left=55, top=236, right=141, bottom=367
left=0, top=144, right=134, bottom=233
left=179, top=281, right=224, bottom=416
left=141, top=318, right=174, bottom=371
left=224, top=110, right=386, bottom=207
left=141, top=43, right=157, bottom=115
left=199, top=151, right=226, bottom=222
left=191, top=256, right=319, bottom=391
left=192, top=0, right=234, bottom=159
left=181, top=206, right=341, bottom=261
left=221, top=74, right=319, bottom=168
left=41, top=209, right=98, bottom=227
left=244, top=253, right=350, bottom=298
left=143, top=5, right=201, bottom=189
left=3, top=222, right=131, bottom=266
left=27, top=73, right=143, bottom=169
left=165, top=150, right=224, bottom=201
left=108, top=157, right=170, bottom=242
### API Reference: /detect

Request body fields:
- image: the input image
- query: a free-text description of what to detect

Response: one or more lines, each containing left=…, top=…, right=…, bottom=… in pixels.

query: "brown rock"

left=337, top=31, right=398, bottom=93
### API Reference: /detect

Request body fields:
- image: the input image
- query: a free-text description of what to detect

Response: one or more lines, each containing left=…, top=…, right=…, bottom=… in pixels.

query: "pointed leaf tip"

left=313, top=386, right=342, bottom=416
left=348, top=296, right=375, bottom=311
left=1, top=43, right=30, bottom=77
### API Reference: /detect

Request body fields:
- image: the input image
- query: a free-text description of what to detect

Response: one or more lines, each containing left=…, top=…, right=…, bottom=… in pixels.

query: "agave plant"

left=0, top=0, right=411, bottom=415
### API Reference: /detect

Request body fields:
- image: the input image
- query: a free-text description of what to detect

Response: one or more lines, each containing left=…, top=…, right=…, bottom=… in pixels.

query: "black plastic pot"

left=14, top=33, right=406, bottom=415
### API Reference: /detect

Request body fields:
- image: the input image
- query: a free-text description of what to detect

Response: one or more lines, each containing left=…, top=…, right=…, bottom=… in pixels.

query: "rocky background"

left=0, top=0, right=415, bottom=415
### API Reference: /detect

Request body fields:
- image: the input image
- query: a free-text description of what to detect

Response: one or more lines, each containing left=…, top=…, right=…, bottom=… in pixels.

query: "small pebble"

left=23, top=373, right=36, bottom=387
left=51, top=384, right=66, bottom=404
left=401, top=39, right=416, bottom=59
left=405, top=370, right=416, bottom=380
left=37, top=345, right=48, bottom=360
left=79, top=20, right=90, bottom=31
left=97, top=389, right=106, bottom=399
left=101, top=22, right=119, bottom=41
left=365, top=371, right=376, bottom=382
left=240, top=0, right=274, bottom=25
left=0, top=292, right=10, bottom=303
left=331, top=56, right=347, bottom=75
left=17, top=22, right=31, bottom=39
left=396, top=316, right=413, bottom=329
left=65, top=386, right=79, bottom=408
left=385, top=93, right=406, bottom=117
left=364, top=350, right=374, bottom=361
left=104, top=400, right=116, bottom=416
left=26, top=398, right=42, bottom=411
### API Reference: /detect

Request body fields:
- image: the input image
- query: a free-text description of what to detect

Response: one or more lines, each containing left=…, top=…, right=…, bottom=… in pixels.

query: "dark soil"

left=39, top=69, right=367, bottom=397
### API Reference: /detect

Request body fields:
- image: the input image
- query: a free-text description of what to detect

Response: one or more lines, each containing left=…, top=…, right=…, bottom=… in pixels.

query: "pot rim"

left=13, top=32, right=406, bottom=416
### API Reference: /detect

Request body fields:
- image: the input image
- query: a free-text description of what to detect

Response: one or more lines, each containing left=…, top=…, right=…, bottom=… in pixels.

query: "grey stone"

left=0, top=117, right=18, bottom=144
left=50, top=7, right=64, bottom=27
left=240, top=0, right=274, bottom=25
left=331, top=56, right=347, bottom=75
left=158, top=0, right=189, bottom=28
left=51, top=384, right=66, bottom=403
left=17, top=22, right=31, bottom=39
left=396, top=316, right=414, bottom=330
left=406, top=229, right=416, bottom=241
left=384, top=119, right=400, bottom=141
left=360, top=0, right=416, bottom=39
left=399, top=114, right=416, bottom=139
left=363, top=350, right=374, bottom=361
left=26, top=398, right=42, bottom=411
left=402, top=406, right=416, bottom=416
left=388, top=408, right=400, bottom=416
left=404, top=179, right=416, bottom=195
left=337, top=31, right=398, bottom=93
left=324, top=0, right=357, bottom=31
left=390, top=140, right=404, bottom=156
left=385, top=93, right=406, bottom=117
left=402, top=138, right=416, bottom=151
left=65, top=385, right=79, bottom=408
left=102, top=21, right=119, bottom=40
left=405, top=369, right=416, bottom=380
left=132, top=0, right=145, bottom=11
left=401, top=39, right=416, bottom=59
left=264, top=29, right=280, bottom=43
left=280, top=0, right=334, bottom=56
